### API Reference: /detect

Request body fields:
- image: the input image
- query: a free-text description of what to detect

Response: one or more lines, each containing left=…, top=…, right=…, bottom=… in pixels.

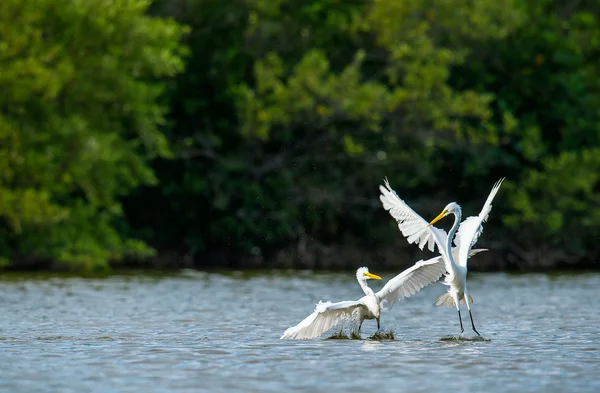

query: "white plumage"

left=379, top=177, right=504, bottom=336
left=379, top=177, right=448, bottom=254
left=453, top=178, right=504, bottom=267
left=376, top=257, right=445, bottom=311
left=281, top=260, right=449, bottom=340
left=279, top=300, right=365, bottom=340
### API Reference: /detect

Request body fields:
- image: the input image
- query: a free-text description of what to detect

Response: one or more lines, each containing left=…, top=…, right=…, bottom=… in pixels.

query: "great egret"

left=379, top=178, right=504, bottom=336
left=280, top=260, right=449, bottom=340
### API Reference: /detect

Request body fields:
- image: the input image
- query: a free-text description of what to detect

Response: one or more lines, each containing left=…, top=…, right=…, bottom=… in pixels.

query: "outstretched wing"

left=375, top=256, right=447, bottom=311
left=454, top=178, right=505, bottom=267
left=280, top=300, right=365, bottom=340
left=379, top=178, right=448, bottom=254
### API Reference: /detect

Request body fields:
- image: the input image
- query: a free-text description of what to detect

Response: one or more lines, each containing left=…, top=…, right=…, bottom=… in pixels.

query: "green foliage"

left=452, top=0, right=600, bottom=258
left=132, top=0, right=528, bottom=265
left=0, top=0, right=187, bottom=270
left=3, top=0, right=599, bottom=270
left=505, top=149, right=600, bottom=235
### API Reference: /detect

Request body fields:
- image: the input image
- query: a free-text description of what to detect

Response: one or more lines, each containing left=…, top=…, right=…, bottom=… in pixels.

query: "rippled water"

left=0, top=270, right=599, bottom=392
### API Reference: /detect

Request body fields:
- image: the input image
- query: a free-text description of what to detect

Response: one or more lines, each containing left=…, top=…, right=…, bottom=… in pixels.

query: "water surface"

left=0, top=270, right=599, bottom=392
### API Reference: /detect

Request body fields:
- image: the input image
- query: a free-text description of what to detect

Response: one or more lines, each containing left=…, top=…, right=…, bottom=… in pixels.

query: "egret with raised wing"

left=280, top=260, right=448, bottom=340
left=379, top=178, right=504, bottom=336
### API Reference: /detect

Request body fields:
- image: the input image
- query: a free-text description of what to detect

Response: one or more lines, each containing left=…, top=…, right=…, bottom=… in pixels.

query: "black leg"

left=457, top=309, right=464, bottom=333
left=469, top=309, right=481, bottom=336
left=377, top=317, right=381, bottom=330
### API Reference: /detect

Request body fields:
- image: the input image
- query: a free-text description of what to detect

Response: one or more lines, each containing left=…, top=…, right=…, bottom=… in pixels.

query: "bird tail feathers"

left=434, top=293, right=474, bottom=307
left=435, top=293, right=454, bottom=307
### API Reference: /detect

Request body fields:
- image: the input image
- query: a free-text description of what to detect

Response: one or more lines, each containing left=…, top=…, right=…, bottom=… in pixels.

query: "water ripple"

left=0, top=272, right=599, bottom=393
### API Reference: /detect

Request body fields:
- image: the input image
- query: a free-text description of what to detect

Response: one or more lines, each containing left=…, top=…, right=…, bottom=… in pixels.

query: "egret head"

left=428, top=202, right=461, bottom=226
left=356, top=267, right=382, bottom=282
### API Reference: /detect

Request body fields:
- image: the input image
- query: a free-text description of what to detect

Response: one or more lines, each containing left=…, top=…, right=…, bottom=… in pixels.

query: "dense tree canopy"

left=1, top=0, right=599, bottom=271
left=0, top=0, right=187, bottom=270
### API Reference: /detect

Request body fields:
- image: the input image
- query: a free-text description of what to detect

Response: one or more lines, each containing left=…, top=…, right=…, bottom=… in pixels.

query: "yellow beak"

left=428, top=209, right=448, bottom=227
left=363, top=272, right=382, bottom=280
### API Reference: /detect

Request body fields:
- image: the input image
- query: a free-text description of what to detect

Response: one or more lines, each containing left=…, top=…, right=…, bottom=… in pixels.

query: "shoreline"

left=1, top=243, right=597, bottom=274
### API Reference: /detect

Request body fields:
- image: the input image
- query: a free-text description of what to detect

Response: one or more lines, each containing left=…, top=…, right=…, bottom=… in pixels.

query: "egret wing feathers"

left=465, top=248, right=488, bottom=258
left=280, top=300, right=365, bottom=340
left=454, top=178, right=505, bottom=267
left=478, top=177, right=505, bottom=223
left=379, top=178, right=448, bottom=254
left=376, top=256, right=447, bottom=311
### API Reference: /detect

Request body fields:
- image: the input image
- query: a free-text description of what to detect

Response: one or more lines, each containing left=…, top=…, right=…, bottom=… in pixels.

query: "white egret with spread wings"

left=280, top=260, right=448, bottom=340
left=379, top=178, right=504, bottom=336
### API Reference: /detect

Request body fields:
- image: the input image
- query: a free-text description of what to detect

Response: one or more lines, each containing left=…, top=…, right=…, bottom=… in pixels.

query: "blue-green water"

left=0, top=270, right=598, bottom=392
